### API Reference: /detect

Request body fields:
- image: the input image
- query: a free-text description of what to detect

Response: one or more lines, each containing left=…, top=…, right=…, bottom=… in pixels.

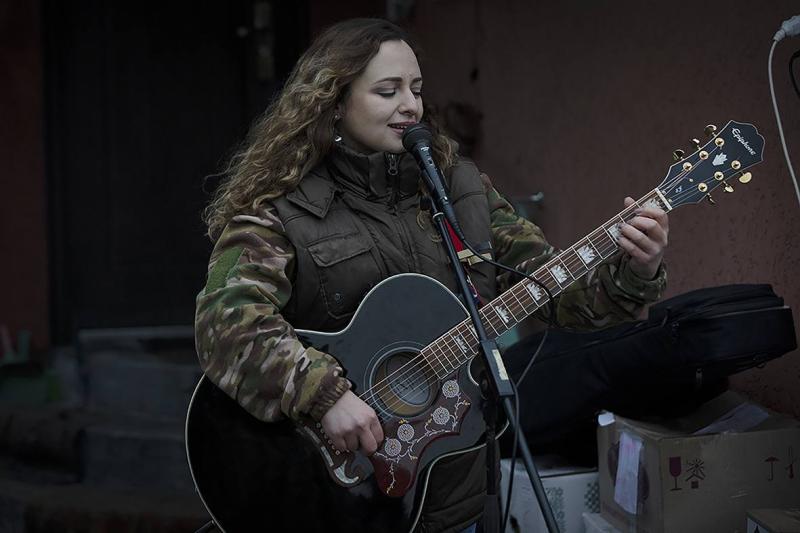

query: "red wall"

left=0, top=0, right=49, bottom=353
left=408, top=1, right=800, bottom=416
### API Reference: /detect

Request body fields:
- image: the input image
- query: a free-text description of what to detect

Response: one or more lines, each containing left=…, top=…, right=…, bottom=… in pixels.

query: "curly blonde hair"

left=204, top=18, right=457, bottom=240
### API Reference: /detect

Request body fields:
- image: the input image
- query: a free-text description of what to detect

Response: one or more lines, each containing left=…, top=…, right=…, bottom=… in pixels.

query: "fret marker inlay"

left=643, top=198, right=662, bottom=210
left=608, top=224, right=622, bottom=242
left=453, top=335, right=468, bottom=354
left=526, top=283, right=543, bottom=301
left=550, top=264, right=568, bottom=284
left=577, top=244, right=597, bottom=265
left=494, top=306, right=510, bottom=324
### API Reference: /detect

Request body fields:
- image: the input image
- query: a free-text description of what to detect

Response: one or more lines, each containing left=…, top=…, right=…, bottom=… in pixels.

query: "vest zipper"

left=386, top=153, right=399, bottom=176
left=385, top=153, right=419, bottom=271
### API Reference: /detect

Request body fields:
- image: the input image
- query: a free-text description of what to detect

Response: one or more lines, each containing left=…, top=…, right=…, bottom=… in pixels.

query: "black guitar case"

left=500, top=283, right=797, bottom=460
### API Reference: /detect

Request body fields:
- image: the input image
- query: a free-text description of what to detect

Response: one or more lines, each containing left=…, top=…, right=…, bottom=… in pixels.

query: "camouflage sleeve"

left=195, top=204, right=351, bottom=423
left=481, top=173, right=667, bottom=330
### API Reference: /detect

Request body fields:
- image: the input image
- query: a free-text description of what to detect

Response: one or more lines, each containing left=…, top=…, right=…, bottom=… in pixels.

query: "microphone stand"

left=425, top=199, right=559, bottom=533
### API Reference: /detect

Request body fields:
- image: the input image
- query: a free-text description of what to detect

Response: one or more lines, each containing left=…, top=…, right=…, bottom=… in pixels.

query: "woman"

left=196, top=18, right=667, bottom=533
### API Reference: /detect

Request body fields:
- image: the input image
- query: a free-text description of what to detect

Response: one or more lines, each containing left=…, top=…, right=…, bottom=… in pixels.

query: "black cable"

left=790, top=49, right=800, bottom=100
left=515, top=328, right=550, bottom=388
left=500, top=328, right=550, bottom=533
left=457, top=237, right=557, bottom=532
left=501, top=380, right=522, bottom=533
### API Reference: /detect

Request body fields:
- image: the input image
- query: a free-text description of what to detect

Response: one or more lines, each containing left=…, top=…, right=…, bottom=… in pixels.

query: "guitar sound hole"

left=374, top=351, right=436, bottom=417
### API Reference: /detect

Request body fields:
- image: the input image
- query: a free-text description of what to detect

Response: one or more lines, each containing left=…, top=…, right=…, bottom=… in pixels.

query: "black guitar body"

left=186, top=274, right=488, bottom=533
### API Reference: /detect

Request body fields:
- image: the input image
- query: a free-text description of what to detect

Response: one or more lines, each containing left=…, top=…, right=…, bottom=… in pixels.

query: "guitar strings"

left=360, top=197, right=650, bottom=411
left=360, top=222, right=629, bottom=414
left=362, top=191, right=667, bottom=413
left=361, top=159, right=742, bottom=416
left=362, top=203, right=654, bottom=415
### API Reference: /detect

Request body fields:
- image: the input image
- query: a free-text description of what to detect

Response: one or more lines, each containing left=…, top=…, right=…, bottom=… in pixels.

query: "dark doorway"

left=44, top=0, right=308, bottom=343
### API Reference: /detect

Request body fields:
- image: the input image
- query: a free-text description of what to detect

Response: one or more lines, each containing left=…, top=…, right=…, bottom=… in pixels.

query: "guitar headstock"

left=658, top=121, right=764, bottom=209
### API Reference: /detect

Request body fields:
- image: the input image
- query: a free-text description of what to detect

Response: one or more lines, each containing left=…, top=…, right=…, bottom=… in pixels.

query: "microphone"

left=402, top=123, right=466, bottom=241
left=774, top=15, right=800, bottom=41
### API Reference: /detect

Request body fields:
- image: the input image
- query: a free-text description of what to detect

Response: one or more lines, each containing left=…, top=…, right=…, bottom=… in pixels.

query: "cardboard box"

left=500, top=456, right=600, bottom=533
left=746, top=508, right=800, bottom=533
left=597, top=392, right=800, bottom=533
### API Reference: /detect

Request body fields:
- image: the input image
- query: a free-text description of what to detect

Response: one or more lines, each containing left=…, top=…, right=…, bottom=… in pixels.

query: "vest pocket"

left=307, top=232, right=381, bottom=320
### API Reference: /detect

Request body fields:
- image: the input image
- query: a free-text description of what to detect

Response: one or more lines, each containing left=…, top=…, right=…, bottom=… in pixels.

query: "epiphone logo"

left=731, top=128, right=756, bottom=156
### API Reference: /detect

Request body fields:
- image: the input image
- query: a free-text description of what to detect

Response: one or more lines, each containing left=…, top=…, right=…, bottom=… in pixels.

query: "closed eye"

left=377, top=90, right=423, bottom=98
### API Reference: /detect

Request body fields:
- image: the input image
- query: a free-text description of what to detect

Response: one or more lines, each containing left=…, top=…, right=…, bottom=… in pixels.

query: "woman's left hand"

left=618, top=196, right=669, bottom=280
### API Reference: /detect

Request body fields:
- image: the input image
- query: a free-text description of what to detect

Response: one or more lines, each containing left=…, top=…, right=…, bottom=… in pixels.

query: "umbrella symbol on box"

left=765, top=457, right=779, bottom=481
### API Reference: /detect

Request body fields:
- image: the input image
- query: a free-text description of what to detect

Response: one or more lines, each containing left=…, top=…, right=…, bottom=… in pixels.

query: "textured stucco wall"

left=409, top=1, right=800, bottom=416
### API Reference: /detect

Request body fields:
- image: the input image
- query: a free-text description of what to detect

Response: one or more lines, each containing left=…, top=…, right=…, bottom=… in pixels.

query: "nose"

left=398, top=88, right=419, bottom=116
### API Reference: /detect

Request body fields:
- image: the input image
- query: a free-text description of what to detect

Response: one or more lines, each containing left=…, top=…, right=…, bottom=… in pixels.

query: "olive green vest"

left=273, top=145, right=496, bottom=331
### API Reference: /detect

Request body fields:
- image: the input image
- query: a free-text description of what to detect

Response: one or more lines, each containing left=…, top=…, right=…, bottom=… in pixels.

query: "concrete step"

left=85, top=349, right=202, bottom=421
left=80, top=416, right=194, bottom=492
left=0, top=477, right=209, bottom=533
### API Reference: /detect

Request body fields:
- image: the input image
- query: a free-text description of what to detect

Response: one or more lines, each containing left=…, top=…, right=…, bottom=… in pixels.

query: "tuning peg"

left=723, top=182, right=734, bottom=193
left=672, top=149, right=685, bottom=161
left=706, top=193, right=716, bottom=205
left=739, top=172, right=752, bottom=184
left=704, top=124, right=718, bottom=138
left=691, top=138, right=702, bottom=150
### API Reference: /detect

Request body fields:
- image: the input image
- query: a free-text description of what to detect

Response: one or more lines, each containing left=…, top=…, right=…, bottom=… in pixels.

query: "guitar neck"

left=420, top=187, right=670, bottom=377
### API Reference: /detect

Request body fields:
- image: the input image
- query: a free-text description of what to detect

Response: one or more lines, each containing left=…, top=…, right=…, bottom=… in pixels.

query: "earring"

left=333, top=111, right=343, bottom=142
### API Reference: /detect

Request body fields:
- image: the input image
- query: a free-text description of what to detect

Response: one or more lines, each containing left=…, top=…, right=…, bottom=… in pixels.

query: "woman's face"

left=337, top=39, right=423, bottom=154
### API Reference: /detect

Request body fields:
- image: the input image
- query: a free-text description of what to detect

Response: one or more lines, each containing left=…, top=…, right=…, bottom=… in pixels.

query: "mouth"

left=388, top=121, right=417, bottom=132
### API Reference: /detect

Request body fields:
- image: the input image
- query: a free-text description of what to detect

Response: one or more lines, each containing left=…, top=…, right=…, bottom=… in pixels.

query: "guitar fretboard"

left=421, top=188, right=668, bottom=377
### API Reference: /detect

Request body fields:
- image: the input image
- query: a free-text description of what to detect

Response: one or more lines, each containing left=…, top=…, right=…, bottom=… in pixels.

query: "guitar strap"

left=443, top=220, right=485, bottom=308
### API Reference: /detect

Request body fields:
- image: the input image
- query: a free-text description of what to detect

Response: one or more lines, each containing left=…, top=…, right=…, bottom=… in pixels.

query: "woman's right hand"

left=320, top=390, right=384, bottom=455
